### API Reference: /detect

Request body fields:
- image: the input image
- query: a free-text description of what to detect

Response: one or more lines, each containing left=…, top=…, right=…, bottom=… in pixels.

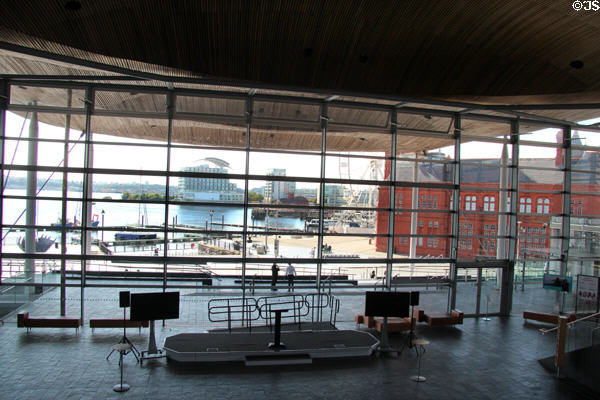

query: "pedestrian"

left=154, top=247, right=159, bottom=256
left=286, top=263, right=296, bottom=292
left=271, top=263, right=279, bottom=290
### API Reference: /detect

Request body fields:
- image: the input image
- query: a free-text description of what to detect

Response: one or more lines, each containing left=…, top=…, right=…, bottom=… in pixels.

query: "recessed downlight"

left=64, top=1, right=82, bottom=11
left=570, top=60, right=584, bottom=69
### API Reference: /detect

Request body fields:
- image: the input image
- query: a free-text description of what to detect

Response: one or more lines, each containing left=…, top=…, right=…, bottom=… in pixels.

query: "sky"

left=3, top=111, right=599, bottom=186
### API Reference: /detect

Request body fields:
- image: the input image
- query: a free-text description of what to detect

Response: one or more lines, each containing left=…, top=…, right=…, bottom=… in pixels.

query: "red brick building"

left=375, top=136, right=599, bottom=260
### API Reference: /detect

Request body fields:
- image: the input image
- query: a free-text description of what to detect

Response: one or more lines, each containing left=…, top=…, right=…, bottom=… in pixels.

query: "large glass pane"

left=171, top=147, right=246, bottom=176
left=176, top=95, right=245, bottom=117
left=3, top=112, right=86, bottom=166
left=247, top=232, right=319, bottom=260
left=389, top=205, right=454, bottom=259
left=173, top=118, right=246, bottom=148
left=568, top=214, right=600, bottom=277
left=95, top=90, right=167, bottom=113
left=251, top=110, right=321, bottom=152
left=397, top=132, right=455, bottom=162
left=9, top=86, right=87, bottom=109
left=254, top=100, right=320, bottom=123
left=249, top=152, right=320, bottom=179
left=323, top=183, right=384, bottom=209
left=328, top=106, right=389, bottom=130
left=321, top=234, right=381, bottom=259
left=248, top=180, right=319, bottom=207
left=455, top=267, right=501, bottom=316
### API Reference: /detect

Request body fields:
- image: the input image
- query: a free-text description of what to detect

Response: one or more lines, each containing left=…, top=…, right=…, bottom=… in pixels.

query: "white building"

left=178, top=158, right=243, bottom=203
left=265, top=168, right=296, bottom=203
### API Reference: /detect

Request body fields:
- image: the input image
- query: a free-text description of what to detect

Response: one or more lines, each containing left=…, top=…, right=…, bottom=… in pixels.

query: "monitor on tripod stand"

left=130, top=291, right=180, bottom=362
left=106, top=291, right=140, bottom=362
left=400, top=292, right=419, bottom=353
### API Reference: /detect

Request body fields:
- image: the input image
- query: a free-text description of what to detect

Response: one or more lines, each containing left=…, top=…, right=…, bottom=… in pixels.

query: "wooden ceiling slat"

left=1, top=1, right=600, bottom=98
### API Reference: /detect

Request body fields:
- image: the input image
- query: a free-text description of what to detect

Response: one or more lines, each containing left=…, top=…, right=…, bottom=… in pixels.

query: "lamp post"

left=101, top=209, right=105, bottom=242
left=265, top=210, right=269, bottom=247
left=209, top=209, right=214, bottom=231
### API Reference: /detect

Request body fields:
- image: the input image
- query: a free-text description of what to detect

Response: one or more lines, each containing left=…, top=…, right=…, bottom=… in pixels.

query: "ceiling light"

left=570, top=60, right=584, bottom=69
left=64, top=1, right=81, bottom=11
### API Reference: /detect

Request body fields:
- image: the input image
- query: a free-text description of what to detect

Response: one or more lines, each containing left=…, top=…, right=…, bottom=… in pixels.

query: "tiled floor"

left=0, top=282, right=596, bottom=399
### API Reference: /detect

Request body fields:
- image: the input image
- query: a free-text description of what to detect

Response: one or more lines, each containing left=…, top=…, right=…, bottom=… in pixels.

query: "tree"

left=248, top=191, right=264, bottom=202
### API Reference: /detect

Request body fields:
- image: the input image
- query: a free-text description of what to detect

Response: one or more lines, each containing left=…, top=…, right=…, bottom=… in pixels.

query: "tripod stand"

left=399, top=304, right=418, bottom=355
left=107, top=306, right=140, bottom=363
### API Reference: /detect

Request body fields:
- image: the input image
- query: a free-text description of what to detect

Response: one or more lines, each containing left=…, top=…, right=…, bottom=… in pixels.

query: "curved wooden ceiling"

left=0, top=1, right=599, bottom=154
left=1, top=0, right=599, bottom=101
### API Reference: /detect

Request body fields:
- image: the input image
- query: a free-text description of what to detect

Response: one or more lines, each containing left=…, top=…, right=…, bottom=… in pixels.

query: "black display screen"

left=364, top=291, right=410, bottom=317
left=130, top=292, right=180, bottom=321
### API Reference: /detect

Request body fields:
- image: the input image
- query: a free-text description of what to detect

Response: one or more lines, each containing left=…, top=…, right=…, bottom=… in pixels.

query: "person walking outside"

left=271, top=263, right=280, bottom=291
left=286, top=262, right=296, bottom=292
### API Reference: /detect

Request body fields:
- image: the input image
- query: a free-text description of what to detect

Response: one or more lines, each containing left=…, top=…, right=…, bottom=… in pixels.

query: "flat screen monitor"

left=364, top=291, right=410, bottom=318
left=130, top=292, right=180, bottom=321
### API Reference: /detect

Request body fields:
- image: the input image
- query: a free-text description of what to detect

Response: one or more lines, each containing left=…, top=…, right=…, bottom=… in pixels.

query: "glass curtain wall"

left=454, top=119, right=513, bottom=316
left=2, top=80, right=599, bottom=324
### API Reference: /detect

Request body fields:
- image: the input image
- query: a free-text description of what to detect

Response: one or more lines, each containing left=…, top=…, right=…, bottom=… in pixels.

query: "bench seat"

left=418, top=309, right=463, bottom=326
left=354, top=314, right=376, bottom=328
left=89, top=318, right=149, bottom=331
left=522, top=311, right=576, bottom=325
left=373, top=317, right=414, bottom=333
left=17, top=312, right=80, bottom=332
left=355, top=310, right=417, bottom=332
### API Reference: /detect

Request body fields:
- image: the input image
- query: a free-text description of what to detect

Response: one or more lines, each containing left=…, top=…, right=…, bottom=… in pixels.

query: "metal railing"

left=207, top=297, right=259, bottom=332
left=540, top=312, right=600, bottom=334
left=257, top=294, right=309, bottom=328
left=208, top=292, right=340, bottom=332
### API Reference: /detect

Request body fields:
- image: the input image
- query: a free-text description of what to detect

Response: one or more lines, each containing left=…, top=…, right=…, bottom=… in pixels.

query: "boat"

left=329, top=211, right=375, bottom=234
left=114, top=233, right=158, bottom=241
left=50, top=217, right=78, bottom=228
left=90, top=213, right=100, bottom=227
left=305, top=218, right=338, bottom=232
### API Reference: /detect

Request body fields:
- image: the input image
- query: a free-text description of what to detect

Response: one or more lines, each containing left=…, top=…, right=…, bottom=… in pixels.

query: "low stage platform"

left=164, top=330, right=379, bottom=366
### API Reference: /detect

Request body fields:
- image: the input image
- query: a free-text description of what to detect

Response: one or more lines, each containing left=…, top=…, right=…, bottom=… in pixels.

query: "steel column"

left=499, top=120, right=519, bottom=316
left=163, top=89, right=175, bottom=290
left=60, top=89, right=72, bottom=316
left=80, top=87, right=94, bottom=324
left=385, top=110, right=398, bottom=290
left=449, top=115, right=461, bottom=311
left=559, top=127, right=572, bottom=312
left=241, top=94, right=253, bottom=305
left=0, top=80, right=7, bottom=286
left=316, top=103, right=328, bottom=291
left=409, top=152, right=419, bottom=278
left=24, top=101, right=38, bottom=293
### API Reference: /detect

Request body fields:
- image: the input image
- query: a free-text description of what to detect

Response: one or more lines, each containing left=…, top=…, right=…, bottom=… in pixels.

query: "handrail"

left=0, top=285, right=17, bottom=295
left=540, top=312, right=600, bottom=334
left=208, top=297, right=259, bottom=332
left=208, top=292, right=340, bottom=331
